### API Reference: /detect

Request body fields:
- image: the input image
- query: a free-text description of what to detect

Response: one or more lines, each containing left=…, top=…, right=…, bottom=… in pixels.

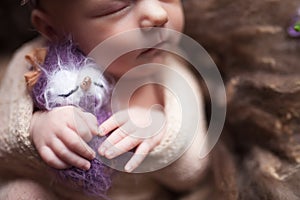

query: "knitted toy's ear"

left=24, top=48, right=47, bottom=90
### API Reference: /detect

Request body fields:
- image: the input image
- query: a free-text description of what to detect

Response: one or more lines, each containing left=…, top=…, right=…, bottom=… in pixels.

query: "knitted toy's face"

left=30, top=41, right=112, bottom=115
left=44, top=63, right=109, bottom=114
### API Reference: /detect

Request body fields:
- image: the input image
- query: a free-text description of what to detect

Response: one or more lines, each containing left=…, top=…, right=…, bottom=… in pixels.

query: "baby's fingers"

left=98, top=128, right=128, bottom=156
left=50, top=138, right=91, bottom=170
left=58, top=127, right=95, bottom=161
left=104, top=136, right=141, bottom=159
left=39, top=146, right=69, bottom=169
left=98, top=111, right=128, bottom=136
left=76, top=109, right=99, bottom=136
left=71, top=116, right=93, bottom=142
left=124, top=142, right=151, bottom=172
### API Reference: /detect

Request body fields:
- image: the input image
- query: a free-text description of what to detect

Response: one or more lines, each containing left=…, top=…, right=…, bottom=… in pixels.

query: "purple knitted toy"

left=30, top=41, right=113, bottom=198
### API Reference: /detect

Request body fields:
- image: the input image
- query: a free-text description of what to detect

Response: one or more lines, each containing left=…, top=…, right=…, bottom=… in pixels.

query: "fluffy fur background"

left=183, top=0, right=300, bottom=199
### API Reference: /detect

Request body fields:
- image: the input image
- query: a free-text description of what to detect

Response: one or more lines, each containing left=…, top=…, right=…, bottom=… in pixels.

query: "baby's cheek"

left=169, top=5, right=185, bottom=32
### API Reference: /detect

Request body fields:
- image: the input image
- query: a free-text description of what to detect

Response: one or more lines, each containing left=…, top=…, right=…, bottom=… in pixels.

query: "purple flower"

left=288, top=8, right=300, bottom=38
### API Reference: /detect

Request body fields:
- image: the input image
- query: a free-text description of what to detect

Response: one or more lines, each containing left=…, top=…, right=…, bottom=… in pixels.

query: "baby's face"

left=42, top=0, right=184, bottom=77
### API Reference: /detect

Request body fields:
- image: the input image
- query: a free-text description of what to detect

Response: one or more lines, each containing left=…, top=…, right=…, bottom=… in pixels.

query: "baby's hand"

left=98, top=107, right=166, bottom=172
left=30, top=106, right=98, bottom=170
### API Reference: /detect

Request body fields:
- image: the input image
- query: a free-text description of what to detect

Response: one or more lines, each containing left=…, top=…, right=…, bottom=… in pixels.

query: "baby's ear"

left=31, top=9, right=58, bottom=41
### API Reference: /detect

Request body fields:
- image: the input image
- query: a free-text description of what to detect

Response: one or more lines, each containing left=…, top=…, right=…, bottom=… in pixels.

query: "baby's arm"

left=30, top=106, right=98, bottom=170
left=148, top=61, right=210, bottom=191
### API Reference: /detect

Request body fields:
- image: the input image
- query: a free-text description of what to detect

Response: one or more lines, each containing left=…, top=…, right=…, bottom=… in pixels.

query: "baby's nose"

left=80, top=76, right=92, bottom=91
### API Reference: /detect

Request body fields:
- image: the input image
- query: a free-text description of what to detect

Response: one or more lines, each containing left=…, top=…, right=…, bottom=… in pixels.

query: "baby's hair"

left=21, top=0, right=38, bottom=8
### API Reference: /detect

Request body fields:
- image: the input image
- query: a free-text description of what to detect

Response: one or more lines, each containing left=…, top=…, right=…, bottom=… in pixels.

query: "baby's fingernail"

left=86, top=147, right=96, bottom=158
left=105, top=149, right=114, bottom=159
left=83, top=162, right=91, bottom=170
left=91, top=151, right=96, bottom=159
left=83, top=143, right=96, bottom=159
left=99, top=146, right=106, bottom=156
left=98, top=126, right=105, bottom=136
left=125, top=164, right=133, bottom=172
